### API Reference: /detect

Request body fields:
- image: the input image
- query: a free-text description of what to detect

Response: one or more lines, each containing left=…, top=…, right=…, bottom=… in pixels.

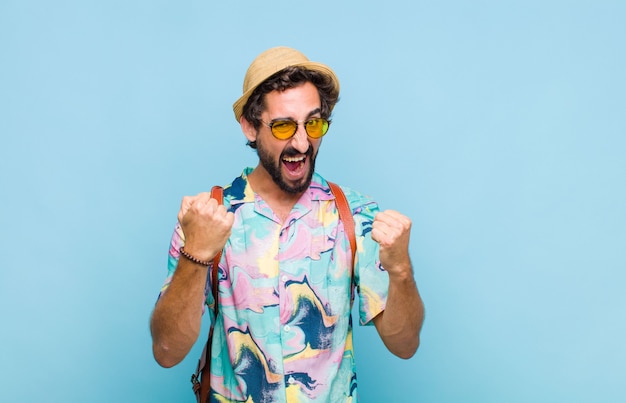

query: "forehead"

left=263, top=82, right=321, bottom=118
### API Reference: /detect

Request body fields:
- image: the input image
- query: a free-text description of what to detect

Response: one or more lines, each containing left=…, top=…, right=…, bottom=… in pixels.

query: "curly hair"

left=242, top=66, right=340, bottom=149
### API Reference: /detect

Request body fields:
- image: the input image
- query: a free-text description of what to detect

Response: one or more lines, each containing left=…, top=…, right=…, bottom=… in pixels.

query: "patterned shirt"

left=160, top=168, right=389, bottom=402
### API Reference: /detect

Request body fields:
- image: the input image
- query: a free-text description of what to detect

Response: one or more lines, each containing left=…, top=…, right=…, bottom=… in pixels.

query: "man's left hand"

left=371, top=210, right=412, bottom=276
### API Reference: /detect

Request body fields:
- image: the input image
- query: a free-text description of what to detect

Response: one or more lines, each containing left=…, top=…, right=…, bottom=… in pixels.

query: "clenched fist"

left=371, top=210, right=413, bottom=277
left=177, top=192, right=235, bottom=262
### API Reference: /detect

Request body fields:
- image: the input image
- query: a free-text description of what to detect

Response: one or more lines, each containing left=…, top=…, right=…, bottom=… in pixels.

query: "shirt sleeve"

left=345, top=188, right=389, bottom=326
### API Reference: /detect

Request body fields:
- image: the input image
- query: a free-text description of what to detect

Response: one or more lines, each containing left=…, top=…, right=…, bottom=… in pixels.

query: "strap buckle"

left=191, top=373, right=200, bottom=392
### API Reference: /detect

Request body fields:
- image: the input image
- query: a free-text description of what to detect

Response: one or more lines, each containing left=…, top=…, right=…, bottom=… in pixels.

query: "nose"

left=290, top=125, right=310, bottom=153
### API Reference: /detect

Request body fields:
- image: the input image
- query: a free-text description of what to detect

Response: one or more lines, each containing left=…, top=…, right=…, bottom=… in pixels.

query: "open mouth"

left=282, top=155, right=306, bottom=173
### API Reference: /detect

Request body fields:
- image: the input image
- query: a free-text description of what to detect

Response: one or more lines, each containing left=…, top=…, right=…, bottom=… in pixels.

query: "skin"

left=371, top=210, right=425, bottom=359
left=150, top=194, right=234, bottom=368
left=150, top=81, right=424, bottom=367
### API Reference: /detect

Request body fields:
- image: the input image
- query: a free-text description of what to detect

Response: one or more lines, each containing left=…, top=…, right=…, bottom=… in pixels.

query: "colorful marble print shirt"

left=160, top=168, right=389, bottom=402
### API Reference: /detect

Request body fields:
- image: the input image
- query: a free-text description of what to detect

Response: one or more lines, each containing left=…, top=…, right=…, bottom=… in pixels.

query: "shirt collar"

left=224, top=168, right=335, bottom=206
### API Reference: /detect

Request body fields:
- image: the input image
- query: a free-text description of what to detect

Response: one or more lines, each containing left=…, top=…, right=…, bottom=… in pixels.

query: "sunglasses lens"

left=270, top=120, right=297, bottom=139
left=305, top=118, right=329, bottom=138
left=269, top=118, right=329, bottom=139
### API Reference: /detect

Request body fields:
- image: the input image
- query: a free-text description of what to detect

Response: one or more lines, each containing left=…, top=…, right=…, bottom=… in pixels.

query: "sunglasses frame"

left=263, top=118, right=331, bottom=140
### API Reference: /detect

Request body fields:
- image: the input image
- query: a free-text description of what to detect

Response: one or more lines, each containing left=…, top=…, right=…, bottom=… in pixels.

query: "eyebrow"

left=270, top=108, right=322, bottom=122
left=307, top=108, right=322, bottom=119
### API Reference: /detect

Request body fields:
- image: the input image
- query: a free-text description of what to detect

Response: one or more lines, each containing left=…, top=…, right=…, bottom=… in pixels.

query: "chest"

left=221, top=204, right=353, bottom=310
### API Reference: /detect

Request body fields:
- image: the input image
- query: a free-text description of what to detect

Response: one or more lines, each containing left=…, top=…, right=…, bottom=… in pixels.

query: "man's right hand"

left=177, top=192, right=235, bottom=262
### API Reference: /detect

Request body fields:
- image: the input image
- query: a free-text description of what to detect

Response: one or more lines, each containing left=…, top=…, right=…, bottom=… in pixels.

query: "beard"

left=256, top=137, right=316, bottom=195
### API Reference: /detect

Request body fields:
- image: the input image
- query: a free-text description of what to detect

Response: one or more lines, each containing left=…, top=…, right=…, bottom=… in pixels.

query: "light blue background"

left=1, top=1, right=624, bottom=402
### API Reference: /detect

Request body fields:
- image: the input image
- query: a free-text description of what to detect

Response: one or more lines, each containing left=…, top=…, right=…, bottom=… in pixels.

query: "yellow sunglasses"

left=263, top=118, right=331, bottom=140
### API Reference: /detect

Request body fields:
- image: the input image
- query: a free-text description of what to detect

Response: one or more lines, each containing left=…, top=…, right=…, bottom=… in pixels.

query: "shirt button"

left=281, top=275, right=288, bottom=282
left=284, top=325, right=291, bottom=332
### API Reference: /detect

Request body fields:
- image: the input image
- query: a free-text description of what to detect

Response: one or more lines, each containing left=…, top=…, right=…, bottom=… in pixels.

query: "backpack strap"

left=327, top=182, right=357, bottom=301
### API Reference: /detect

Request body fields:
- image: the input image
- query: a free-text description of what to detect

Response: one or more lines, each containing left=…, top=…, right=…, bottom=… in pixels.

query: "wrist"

left=385, top=262, right=414, bottom=282
left=179, top=246, right=213, bottom=267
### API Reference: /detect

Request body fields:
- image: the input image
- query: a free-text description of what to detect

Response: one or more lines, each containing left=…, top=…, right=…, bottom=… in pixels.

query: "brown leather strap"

left=328, top=182, right=356, bottom=301
left=197, top=327, right=214, bottom=403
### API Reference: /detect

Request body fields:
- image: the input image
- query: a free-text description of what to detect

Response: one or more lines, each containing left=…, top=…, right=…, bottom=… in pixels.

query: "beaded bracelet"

left=179, top=246, right=212, bottom=267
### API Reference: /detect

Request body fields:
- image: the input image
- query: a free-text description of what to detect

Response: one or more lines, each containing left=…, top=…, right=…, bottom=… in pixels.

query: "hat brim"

left=232, top=61, right=340, bottom=122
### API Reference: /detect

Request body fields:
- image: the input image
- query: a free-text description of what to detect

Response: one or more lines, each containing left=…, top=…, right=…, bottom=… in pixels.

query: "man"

left=150, top=46, right=425, bottom=402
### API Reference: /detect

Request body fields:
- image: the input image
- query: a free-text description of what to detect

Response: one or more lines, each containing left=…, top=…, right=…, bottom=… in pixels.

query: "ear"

left=240, top=116, right=257, bottom=143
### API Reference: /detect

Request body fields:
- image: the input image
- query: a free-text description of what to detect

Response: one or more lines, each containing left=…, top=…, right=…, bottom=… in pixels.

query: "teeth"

left=283, top=156, right=305, bottom=162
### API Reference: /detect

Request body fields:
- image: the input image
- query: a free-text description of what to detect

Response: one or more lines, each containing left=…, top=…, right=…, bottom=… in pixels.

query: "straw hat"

left=232, top=46, right=340, bottom=122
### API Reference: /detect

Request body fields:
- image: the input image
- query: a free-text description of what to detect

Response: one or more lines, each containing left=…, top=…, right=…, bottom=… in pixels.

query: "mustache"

left=281, top=145, right=313, bottom=159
